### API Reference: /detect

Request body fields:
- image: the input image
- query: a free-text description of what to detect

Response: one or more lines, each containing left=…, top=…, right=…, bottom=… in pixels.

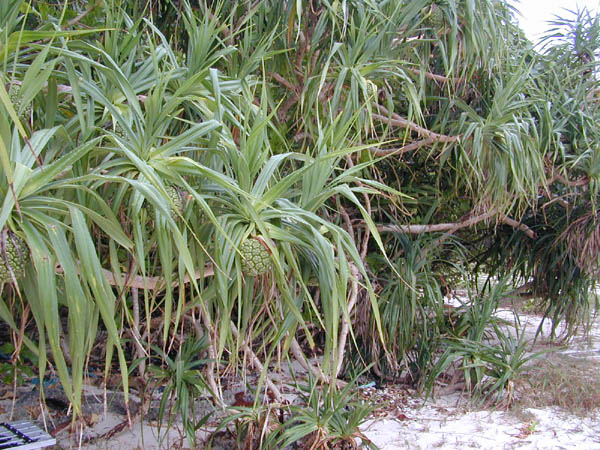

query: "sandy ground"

left=360, top=380, right=600, bottom=450
left=363, top=405, right=599, bottom=450
left=361, top=307, right=600, bottom=450
left=1, top=308, right=598, bottom=449
left=63, top=392, right=600, bottom=450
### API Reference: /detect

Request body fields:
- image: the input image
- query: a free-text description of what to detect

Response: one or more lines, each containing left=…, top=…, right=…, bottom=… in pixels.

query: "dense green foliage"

left=0, top=0, right=599, bottom=434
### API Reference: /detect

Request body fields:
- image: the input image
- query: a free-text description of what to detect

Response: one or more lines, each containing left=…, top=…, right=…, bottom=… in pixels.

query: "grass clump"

left=513, top=354, right=600, bottom=416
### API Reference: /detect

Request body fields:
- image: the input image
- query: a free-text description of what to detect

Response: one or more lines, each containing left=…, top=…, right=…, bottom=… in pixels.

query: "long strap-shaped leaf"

left=69, top=207, right=130, bottom=407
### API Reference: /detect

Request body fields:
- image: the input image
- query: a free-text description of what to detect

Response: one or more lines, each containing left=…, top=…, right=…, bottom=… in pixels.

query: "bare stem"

left=289, top=337, right=329, bottom=383
left=370, top=137, right=438, bottom=157
left=198, top=304, right=224, bottom=408
left=377, top=209, right=498, bottom=234
left=500, top=216, right=537, bottom=239
left=335, top=264, right=359, bottom=377
left=131, top=288, right=146, bottom=377
left=409, top=68, right=458, bottom=84
left=230, top=322, right=285, bottom=403
left=55, top=264, right=214, bottom=291
left=373, top=104, right=461, bottom=143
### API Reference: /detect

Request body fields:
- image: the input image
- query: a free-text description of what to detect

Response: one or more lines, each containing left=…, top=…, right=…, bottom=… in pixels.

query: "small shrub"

left=268, top=374, right=379, bottom=450
left=149, top=337, right=213, bottom=447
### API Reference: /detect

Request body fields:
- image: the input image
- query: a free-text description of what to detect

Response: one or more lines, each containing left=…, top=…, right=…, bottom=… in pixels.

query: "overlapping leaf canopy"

left=0, top=0, right=598, bottom=419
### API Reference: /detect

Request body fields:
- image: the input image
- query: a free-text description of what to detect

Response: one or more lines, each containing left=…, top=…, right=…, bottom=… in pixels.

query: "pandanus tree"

left=0, top=0, right=599, bottom=427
